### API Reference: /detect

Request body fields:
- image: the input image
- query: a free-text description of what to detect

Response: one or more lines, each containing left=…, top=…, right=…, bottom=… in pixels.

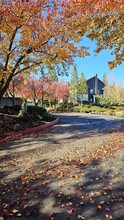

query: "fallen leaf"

left=77, top=214, right=85, bottom=219
left=16, top=213, right=22, bottom=217
left=67, top=209, right=74, bottom=214
left=12, top=209, right=18, bottom=214
left=99, top=201, right=105, bottom=205
left=121, top=191, right=124, bottom=198
left=66, top=202, right=73, bottom=206
left=97, top=205, right=102, bottom=211
left=106, top=207, right=110, bottom=212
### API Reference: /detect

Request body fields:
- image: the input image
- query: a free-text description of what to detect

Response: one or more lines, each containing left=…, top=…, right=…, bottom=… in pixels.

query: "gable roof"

left=86, top=74, right=104, bottom=85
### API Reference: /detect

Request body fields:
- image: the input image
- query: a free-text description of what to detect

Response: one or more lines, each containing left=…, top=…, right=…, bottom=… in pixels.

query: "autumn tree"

left=48, top=80, right=69, bottom=105
left=99, top=75, right=124, bottom=105
left=14, top=74, right=51, bottom=106
left=66, top=0, right=124, bottom=68
left=0, top=0, right=89, bottom=99
left=69, top=66, right=79, bottom=104
left=103, top=83, right=124, bottom=105
left=86, top=0, right=124, bottom=69
left=0, top=0, right=123, bottom=101
left=8, top=76, right=22, bottom=106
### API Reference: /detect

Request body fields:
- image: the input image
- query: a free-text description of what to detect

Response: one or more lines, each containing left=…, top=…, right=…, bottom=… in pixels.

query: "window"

left=90, top=89, right=93, bottom=94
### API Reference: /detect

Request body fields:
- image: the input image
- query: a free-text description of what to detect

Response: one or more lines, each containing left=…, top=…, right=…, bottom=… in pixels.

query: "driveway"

left=0, top=113, right=124, bottom=156
left=0, top=113, right=124, bottom=220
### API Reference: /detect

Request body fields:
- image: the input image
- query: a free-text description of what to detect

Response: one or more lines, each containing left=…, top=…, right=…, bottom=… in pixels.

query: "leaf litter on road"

left=0, top=131, right=124, bottom=219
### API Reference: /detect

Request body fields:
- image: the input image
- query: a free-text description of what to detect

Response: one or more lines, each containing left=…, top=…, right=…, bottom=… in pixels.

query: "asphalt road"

left=0, top=113, right=124, bottom=220
left=0, top=113, right=124, bottom=156
left=55, top=113, right=124, bottom=135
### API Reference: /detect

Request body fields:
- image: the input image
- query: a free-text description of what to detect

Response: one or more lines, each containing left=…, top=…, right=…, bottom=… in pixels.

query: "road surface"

left=0, top=113, right=124, bottom=220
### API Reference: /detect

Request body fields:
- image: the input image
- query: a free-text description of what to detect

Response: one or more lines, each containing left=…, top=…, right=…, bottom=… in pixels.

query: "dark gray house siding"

left=86, top=74, right=105, bottom=102
left=0, top=97, right=22, bottom=108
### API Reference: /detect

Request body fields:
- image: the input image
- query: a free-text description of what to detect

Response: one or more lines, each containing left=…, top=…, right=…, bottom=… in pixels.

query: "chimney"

left=95, top=74, right=98, bottom=94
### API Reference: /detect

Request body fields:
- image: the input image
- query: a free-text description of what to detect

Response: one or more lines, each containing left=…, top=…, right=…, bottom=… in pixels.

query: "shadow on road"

left=0, top=114, right=123, bottom=153
left=0, top=153, right=124, bottom=220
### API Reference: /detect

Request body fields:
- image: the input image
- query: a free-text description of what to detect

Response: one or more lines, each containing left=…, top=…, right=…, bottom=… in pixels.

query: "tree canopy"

left=0, top=0, right=89, bottom=98
left=0, top=0, right=123, bottom=98
left=69, top=66, right=79, bottom=103
left=78, top=73, right=87, bottom=96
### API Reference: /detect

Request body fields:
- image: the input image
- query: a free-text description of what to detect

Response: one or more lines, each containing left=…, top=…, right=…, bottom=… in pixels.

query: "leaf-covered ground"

left=0, top=128, right=124, bottom=220
left=0, top=113, right=44, bottom=135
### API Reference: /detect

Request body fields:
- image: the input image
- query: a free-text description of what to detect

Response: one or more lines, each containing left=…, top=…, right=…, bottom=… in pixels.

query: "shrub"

left=27, top=106, right=47, bottom=115
left=73, top=108, right=80, bottom=112
left=4, top=105, right=9, bottom=110
left=56, top=103, right=74, bottom=112
left=90, top=106, right=101, bottom=112
left=115, top=111, right=124, bottom=117
left=73, top=106, right=80, bottom=112
left=42, top=112, right=56, bottom=121
left=18, top=110, right=30, bottom=120
left=105, top=109, right=114, bottom=115
left=80, top=108, right=91, bottom=113
left=13, top=105, right=21, bottom=112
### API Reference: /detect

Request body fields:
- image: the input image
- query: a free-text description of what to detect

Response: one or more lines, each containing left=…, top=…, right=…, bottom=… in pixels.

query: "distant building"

left=73, top=74, right=105, bottom=103
left=86, top=74, right=105, bottom=102
left=0, top=97, right=22, bottom=108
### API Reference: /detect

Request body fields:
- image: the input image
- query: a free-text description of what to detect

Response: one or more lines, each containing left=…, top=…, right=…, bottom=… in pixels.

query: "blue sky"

left=61, top=37, right=124, bottom=85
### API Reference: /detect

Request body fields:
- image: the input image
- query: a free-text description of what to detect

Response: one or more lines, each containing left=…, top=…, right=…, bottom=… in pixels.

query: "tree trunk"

left=0, top=74, right=13, bottom=99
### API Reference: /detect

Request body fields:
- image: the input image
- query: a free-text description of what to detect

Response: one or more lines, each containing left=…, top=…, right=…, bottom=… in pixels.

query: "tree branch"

left=12, top=48, right=33, bottom=75
left=4, top=26, right=21, bottom=72
left=14, top=61, right=42, bottom=76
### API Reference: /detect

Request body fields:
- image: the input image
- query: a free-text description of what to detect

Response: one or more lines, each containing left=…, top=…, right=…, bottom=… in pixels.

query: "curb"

left=0, top=117, right=59, bottom=143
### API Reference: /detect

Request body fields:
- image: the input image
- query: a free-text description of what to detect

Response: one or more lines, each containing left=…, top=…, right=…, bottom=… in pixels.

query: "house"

left=86, top=74, right=105, bottom=102
left=0, top=97, right=22, bottom=108
left=69, top=74, right=105, bottom=104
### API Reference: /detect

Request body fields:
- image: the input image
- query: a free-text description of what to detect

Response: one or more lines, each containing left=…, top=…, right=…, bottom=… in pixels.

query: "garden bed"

left=48, top=103, right=124, bottom=117
left=0, top=106, right=57, bottom=135
left=0, top=113, right=45, bottom=135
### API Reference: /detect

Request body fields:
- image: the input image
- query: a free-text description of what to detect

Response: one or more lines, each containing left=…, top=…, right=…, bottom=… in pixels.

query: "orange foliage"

left=0, top=0, right=123, bottom=99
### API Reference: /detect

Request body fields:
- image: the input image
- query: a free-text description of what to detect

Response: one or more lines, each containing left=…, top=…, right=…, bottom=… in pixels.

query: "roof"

left=86, top=74, right=104, bottom=85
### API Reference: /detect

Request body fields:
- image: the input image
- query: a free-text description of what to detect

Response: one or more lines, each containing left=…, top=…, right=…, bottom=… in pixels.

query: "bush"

left=90, top=106, right=101, bottom=112
left=18, top=110, right=30, bottom=120
left=13, top=105, right=21, bottom=112
left=56, top=103, right=74, bottom=112
left=115, top=111, right=124, bottom=117
left=4, top=105, right=10, bottom=110
left=42, top=112, right=57, bottom=121
left=80, top=107, right=91, bottom=113
left=73, top=108, right=80, bottom=112
left=82, top=101, right=91, bottom=105
left=4, top=105, right=21, bottom=112
left=27, top=106, right=47, bottom=115
left=105, top=109, right=115, bottom=115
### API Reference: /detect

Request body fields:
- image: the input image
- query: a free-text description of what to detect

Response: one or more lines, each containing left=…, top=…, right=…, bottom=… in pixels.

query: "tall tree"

left=47, top=80, right=69, bottom=105
left=8, top=76, right=21, bottom=106
left=100, top=74, right=124, bottom=105
left=0, top=0, right=89, bottom=99
left=103, top=73, right=108, bottom=86
left=69, top=66, right=79, bottom=103
left=66, top=0, right=124, bottom=68
left=85, top=0, right=124, bottom=69
left=78, top=72, right=87, bottom=96
left=0, top=0, right=123, bottom=100
left=17, top=75, right=51, bottom=106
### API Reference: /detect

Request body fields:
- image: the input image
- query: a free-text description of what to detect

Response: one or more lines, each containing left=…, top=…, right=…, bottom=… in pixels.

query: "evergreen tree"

left=69, top=66, right=79, bottom=103
left=78, top=73, right=87, bottom=95
left=103, top=73, right=108, bottom=86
